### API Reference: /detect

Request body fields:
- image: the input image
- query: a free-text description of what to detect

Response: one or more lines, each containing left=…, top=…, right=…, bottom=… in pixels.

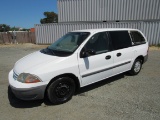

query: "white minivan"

left=9, top=28, right=148, bottom=104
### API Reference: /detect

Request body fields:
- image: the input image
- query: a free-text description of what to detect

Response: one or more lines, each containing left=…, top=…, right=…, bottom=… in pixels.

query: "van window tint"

left=109, top=31, right=132, bottom=50
left=130, top=31, right=146, bottom=45
left=85, top=32, right=109, bottom=54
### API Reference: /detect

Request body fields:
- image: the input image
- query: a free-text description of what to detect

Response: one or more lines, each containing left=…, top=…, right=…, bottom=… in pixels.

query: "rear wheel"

left=129, top=59, right=142, bottom=75
left=47, top=77, right=75, bottom=104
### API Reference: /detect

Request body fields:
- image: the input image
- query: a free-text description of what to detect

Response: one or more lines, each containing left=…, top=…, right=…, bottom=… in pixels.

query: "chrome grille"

left=13, top=71, right=18, bottom=80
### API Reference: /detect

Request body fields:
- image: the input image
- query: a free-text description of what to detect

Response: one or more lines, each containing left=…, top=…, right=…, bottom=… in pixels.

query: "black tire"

left=129, top=59, right=142, bottom=75
left=47, top=77, right=75, bottom=104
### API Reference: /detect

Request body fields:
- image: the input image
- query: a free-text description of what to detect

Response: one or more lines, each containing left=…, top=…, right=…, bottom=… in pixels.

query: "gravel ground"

left=0, top=44, right=160, bottom=120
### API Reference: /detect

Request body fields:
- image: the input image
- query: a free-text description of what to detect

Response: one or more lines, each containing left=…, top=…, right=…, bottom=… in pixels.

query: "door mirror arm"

left=80, top=49, right=96, bottom=58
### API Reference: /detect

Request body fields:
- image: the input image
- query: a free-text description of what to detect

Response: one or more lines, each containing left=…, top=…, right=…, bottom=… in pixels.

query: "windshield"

left=49, top=32, right=90, bottom=52
left=41, top=32, right=90, bottom=57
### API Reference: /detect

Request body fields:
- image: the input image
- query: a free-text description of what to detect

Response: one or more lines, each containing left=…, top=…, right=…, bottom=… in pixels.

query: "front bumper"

left=10, top=85, right=46, bottom=100
left=9, top=70, right=47, bottom=100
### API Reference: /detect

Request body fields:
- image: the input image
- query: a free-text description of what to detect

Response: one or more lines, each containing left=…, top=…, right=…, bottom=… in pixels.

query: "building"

left=58, top=0, right=160, bottom=22
left=35, top=0, right=160, bottom=45
left=30, top=28, right=35, bottom=32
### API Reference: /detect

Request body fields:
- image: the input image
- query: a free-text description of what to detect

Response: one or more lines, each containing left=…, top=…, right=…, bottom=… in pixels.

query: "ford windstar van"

left=9, top=28, right=148, bottom=104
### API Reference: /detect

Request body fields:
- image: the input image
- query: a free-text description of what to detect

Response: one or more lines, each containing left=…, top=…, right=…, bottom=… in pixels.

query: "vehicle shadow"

left=44, top=72, right=127, bottom=106
left=75, top=72, right=126, bottom=95
left=8, top=72, right=128, bottom=107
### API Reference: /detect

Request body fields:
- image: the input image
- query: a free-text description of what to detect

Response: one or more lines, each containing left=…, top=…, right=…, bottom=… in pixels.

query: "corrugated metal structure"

left=35, top=21, right=160, bottom=45
left=35, top=0, right=160, bottom=45
left=58, top=0, right=160, bottom=22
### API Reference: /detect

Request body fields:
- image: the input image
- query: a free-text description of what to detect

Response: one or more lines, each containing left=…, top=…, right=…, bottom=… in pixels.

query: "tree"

left=10, top=27, right=19, bottom=31
left=0, top=24, right=10, bottom=32
left=40, top=11, right=58, bottom=24
left=21, top=28, right=30, bottom=31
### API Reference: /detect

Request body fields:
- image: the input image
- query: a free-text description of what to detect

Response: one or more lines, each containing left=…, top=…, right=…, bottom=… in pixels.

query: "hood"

left=14, top=51, right=63, bottom=74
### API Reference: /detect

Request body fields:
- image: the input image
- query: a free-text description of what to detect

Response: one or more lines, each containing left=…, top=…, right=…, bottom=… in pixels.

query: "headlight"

left=17, top=73, right=42, bottom=83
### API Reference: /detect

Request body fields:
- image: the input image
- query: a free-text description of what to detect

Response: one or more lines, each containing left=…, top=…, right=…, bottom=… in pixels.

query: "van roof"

left=73, top=28, right=139, bottom=33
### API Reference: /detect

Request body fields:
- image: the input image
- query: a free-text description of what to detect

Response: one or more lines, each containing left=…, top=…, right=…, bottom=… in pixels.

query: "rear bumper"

left=143, top=54, right=148, bottom=63
left=10, top=85, right=46, bottom=100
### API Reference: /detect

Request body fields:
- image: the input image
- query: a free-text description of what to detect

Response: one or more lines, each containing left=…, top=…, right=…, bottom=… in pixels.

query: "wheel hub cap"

left=134, top=61, right=141, bottom=73
left=55, top=83, right=70, bottom=98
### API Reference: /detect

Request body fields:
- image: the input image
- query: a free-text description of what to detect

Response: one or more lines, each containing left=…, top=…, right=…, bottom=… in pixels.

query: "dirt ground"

left=0, top=44, right=160, bottom=120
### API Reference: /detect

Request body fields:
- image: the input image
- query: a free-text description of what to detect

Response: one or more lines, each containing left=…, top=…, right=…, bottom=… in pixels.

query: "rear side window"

left=109, top=31, right=132, bottom=50
left=130, top=31, right=146, bottom=45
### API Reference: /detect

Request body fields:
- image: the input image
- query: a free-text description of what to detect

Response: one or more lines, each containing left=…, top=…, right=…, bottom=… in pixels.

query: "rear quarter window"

left=109, top=31, right=132, bottom=50
left=130, top=31, right=146, bottom=45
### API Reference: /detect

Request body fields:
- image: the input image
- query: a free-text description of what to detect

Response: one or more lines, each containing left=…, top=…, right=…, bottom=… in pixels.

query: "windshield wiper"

left=46, top=47, right=55, bottom=55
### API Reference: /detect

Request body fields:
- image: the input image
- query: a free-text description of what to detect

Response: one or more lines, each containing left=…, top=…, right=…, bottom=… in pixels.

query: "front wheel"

left=129, top=59, right=142, bottom=75
left=47, top=77, right=75, bottom=104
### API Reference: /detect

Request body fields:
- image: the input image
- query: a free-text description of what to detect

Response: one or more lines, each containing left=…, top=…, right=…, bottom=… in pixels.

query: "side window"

left=109, top=31, right=132, bottom=50
left=130, top=31, right=146, bottom=45
left=84, top=32, right=109, bottom=54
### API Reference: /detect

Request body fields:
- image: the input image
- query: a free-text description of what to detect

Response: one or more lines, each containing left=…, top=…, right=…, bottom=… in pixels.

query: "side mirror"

left=80, top=49, right=96, bottom=58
